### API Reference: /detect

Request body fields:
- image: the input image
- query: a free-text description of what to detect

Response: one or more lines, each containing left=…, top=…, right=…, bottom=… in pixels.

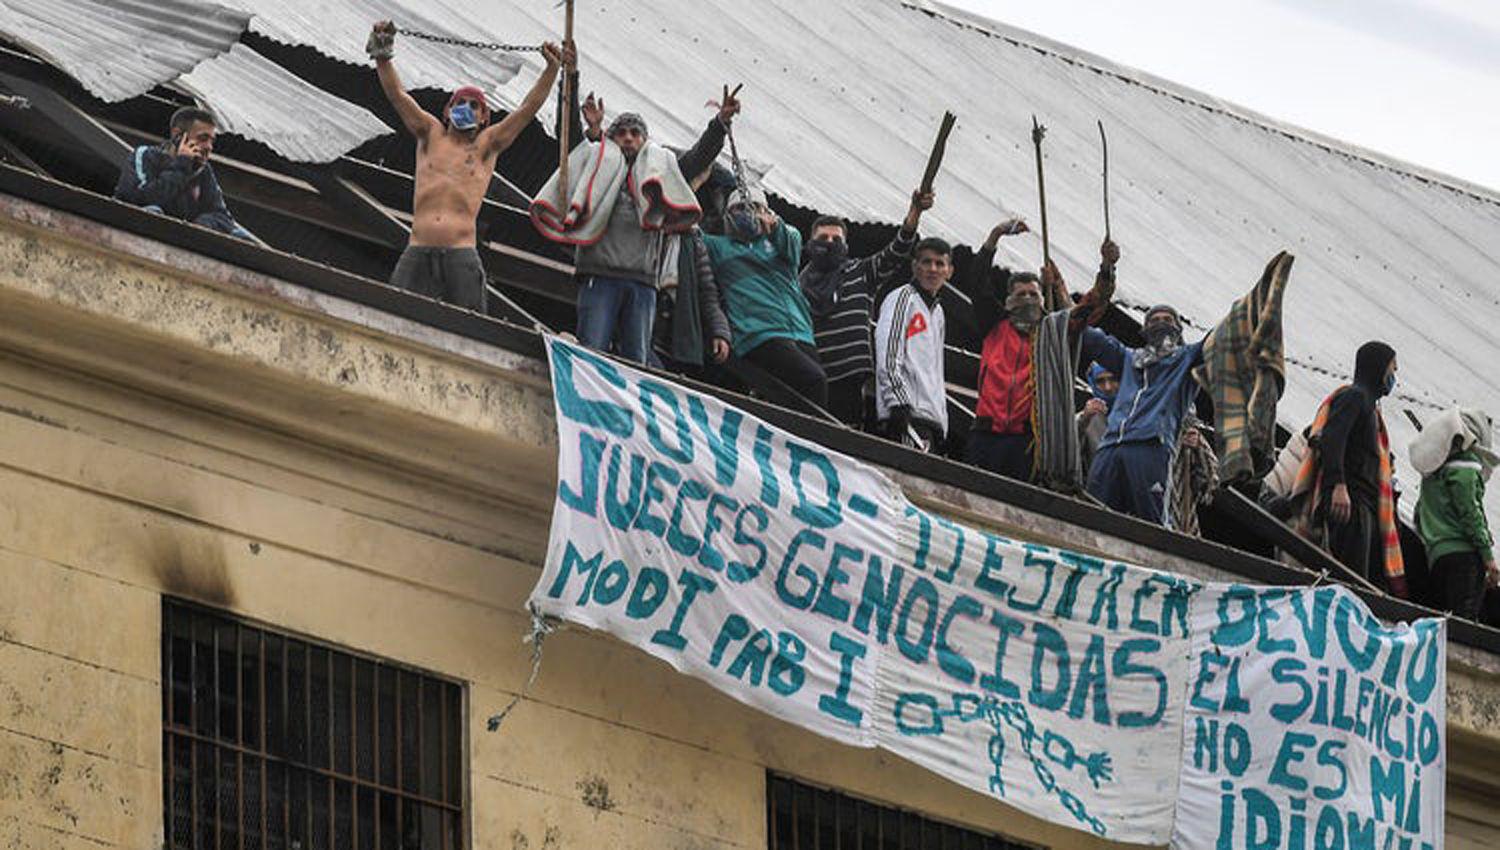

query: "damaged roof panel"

left=174, top=43, right=392, bottom=163
left=0, top=0, right=250, bottom=102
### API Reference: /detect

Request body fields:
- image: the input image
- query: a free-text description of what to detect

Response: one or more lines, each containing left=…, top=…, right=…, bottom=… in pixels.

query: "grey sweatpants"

left=390, top=246, right=486, bottom=312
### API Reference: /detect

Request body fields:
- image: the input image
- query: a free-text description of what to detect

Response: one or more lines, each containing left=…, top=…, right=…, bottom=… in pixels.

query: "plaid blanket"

left=1168, top=419, right=1220, bottom=536
left=1194, top=252, right=1293, bottom=483
left=1290, top=388, right=1406, bottom=591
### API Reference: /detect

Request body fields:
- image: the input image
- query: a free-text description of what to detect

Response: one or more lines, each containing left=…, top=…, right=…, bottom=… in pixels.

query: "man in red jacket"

left=964, top=220, right=1121, bottom=483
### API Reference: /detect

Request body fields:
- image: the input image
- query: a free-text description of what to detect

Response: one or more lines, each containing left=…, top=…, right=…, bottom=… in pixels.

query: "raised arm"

left=676, top=85, right=740, bottom=181
left=968, top=217, right=1027, bottom=336
left=869, top=190, right=930, bottom=288
left=481, top=42, right=565, bottom=156
left=369, top=21, right=440, bottom=141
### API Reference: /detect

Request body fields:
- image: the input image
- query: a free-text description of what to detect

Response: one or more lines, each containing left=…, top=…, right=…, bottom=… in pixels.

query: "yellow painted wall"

left=0, top=199, right=1497, bottom=849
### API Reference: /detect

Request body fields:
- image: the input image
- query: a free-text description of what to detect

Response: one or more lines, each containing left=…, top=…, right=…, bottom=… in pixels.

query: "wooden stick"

left=1098, top=119, right=1111, bottom=240
left=918, top=111, right=956, bottom=195
left=558, top=0, right=575, bottom=203
left=1031, top=115, right=1053, bottom=310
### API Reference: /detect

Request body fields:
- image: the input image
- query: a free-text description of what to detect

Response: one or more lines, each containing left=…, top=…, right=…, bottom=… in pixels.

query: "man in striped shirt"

left=799, top=190, right=934, bottom=428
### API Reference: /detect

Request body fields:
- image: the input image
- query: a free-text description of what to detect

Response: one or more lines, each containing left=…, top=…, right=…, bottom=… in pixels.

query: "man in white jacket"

left=875, top=237, right=953, bottom=452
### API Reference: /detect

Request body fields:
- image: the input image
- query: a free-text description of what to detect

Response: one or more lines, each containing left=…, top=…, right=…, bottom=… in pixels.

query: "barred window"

left=162, top=599, right=465, bottom=850
left=767, top=774, right=1035, bottom=850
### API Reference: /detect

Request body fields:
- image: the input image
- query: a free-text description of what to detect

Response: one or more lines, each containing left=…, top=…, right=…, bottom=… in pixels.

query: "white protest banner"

left=530, top=336, right=1194, bottom=844
left=1172, top=585, right=1446, bottom=850
left=529, top=336, right=1447, bottom=845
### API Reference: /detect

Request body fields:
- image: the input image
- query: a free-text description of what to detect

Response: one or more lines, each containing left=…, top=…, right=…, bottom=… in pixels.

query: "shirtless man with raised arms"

left=368, top=21, right=569, bottom=311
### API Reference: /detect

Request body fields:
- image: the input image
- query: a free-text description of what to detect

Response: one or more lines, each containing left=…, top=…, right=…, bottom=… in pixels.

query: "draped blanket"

left=530, top=140, right=701, bottom=246
left=1031, top=274, right=1116, bottom=494
left=1032, top=308, right=1082, bottom=492
left=1194, top=252, right=1293, bottom=483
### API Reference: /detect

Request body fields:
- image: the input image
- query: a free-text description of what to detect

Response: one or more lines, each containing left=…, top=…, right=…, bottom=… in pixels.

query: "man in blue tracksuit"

left=1087, top=305, right=1205, bottom=526
left=113, top=106, right=255, bottom=242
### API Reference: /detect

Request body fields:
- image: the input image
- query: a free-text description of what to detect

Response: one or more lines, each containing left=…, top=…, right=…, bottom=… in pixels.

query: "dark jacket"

left=801, top=228, right=917, bottom=385
left=1318, top=343, right=1396, bottom=505
left=113, top=143, right=247, bottom=238
left=658, top=229, right=732, bottom=366
left=1098, top=341, right=1204, bottom=450
left=1318, top=384, right=1383, bottom=505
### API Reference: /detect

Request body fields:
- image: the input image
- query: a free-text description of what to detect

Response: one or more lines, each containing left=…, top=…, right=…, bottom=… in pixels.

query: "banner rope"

left=486, top=605, right=559, bottom=732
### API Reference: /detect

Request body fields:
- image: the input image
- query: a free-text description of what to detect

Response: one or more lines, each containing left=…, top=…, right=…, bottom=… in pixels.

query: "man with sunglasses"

left=548, top=87, right=741, bottom=363
left=369, top=21, right=568, bottom=313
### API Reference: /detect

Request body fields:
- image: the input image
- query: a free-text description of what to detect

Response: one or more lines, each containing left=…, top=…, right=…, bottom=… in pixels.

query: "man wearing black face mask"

left=1289, top=341, right=1408, bottom=596
left=799, top=189, right=933, bottom=428
left=965, top=225, right=1121, bottom=485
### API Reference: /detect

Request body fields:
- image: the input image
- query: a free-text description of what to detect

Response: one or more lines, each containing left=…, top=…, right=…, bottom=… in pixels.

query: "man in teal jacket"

left=703, top=186, right=826, bottom=408
left=1414, top=409, right=1498, bottom=619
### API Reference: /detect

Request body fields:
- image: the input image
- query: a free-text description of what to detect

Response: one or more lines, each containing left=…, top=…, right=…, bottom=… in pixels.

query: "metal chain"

left=396, top=26, right=543, bottom=52
left=724, top=120, right=750, bottom=196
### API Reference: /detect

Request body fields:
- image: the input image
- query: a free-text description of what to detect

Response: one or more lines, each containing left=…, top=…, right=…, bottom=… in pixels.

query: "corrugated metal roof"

left=173, top=43, right=392, bottom=163
left=460, top=0, right=1500, bottom=520
left=0, top=0, right=249, bottom=102
left=215, top=0, right=528, bottom=101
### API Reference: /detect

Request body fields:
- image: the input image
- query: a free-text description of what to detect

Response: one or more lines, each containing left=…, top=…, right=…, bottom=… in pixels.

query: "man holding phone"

left=113, top=106, right=255, bottom=241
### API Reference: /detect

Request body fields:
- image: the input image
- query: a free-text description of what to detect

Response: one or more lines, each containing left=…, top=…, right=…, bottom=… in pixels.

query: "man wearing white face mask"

left=370, top=21, right=566, bottom=312
left=702, top=186, right=827, bottom=408
left=1086, top=305, right=1207, bottom=525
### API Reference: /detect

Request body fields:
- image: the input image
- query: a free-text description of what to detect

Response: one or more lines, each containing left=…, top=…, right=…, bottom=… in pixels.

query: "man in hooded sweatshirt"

left=369, top=21, right=567, bottom=312
left=703, top=186, right=826, bottom=408
left=1078, top=364, right=1119, bottom=473
left=1289, top=341, right=1405, bottom=594
left=1412, top=408, right=1498, bottom=619
left=1086, top=305, right=1206, bottom=525
left=798, top=189, right=933, bottom=429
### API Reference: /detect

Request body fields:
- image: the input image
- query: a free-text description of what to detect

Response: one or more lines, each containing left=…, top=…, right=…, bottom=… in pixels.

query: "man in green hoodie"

left=1413, top=408, right=1498, bottom=619
left=703, top=185, right=826, bottom=409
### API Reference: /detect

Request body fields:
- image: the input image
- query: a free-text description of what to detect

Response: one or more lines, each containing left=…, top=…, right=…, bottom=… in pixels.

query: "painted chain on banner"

left=528, top=336, right=1445, bottom=848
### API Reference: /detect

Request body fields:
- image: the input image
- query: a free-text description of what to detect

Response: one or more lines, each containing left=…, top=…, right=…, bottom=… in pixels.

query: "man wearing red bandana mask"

left=369, top=20, right=571, bottom=312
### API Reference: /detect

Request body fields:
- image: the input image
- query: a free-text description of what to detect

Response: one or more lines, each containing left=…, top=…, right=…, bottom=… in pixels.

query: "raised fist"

left=367, top=21, right=396, bottom=61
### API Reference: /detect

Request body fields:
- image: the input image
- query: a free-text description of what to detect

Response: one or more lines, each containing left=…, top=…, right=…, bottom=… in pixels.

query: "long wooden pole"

left=1031, top=115, right=1053, bottom=310
left=558, top=0, right=575, bottom=203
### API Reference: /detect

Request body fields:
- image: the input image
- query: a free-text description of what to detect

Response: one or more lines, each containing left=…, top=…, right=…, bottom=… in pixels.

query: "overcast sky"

left=941, top=0, right=1500, bottom=192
